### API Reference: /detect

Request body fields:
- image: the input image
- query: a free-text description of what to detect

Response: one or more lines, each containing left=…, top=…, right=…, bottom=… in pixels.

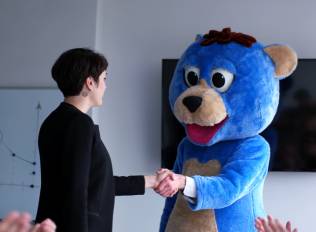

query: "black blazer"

left=36, top=102, right=145, bottom=232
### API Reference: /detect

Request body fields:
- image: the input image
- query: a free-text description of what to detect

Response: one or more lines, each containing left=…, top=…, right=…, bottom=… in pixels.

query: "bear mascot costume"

left=159, top=28, right=297, bottom=232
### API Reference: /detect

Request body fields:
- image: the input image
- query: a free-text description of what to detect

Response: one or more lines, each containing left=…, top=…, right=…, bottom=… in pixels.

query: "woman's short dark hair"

left=51, top=48, right=108, bottom=97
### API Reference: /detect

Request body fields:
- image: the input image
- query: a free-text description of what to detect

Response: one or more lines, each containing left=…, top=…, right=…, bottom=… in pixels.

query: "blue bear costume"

left=160, top=28, right=297, bottom=232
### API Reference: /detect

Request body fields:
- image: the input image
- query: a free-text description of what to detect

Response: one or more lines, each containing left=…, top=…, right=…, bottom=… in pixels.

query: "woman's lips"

left=186, top=117, right=228, bottom=144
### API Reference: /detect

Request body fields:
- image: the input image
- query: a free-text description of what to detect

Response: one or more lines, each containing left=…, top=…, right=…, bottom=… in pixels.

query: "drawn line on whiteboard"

left=0, top=130, right=36, bottom=165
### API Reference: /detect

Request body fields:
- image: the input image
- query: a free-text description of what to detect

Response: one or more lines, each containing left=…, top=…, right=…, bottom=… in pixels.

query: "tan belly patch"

left=165, top=159, right=221, bottom=232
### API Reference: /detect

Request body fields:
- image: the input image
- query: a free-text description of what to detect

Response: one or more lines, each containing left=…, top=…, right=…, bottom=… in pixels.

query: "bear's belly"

left=166, top=159, right=221, bottom=232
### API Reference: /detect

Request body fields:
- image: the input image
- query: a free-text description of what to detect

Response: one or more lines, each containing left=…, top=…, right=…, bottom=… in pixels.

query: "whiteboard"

left=0, top=88, right=63, bottom=219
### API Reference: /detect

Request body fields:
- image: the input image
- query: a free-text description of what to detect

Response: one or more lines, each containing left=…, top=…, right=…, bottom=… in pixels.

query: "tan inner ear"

left=264, top=45, right=298, bottom=79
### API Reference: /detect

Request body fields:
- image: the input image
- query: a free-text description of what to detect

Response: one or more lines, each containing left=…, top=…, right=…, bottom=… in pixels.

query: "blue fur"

left=160, top=34, right=284, bottom=232
left=160, top=137, right=269, bottom=232
left=169, top=41, right=279, bottom=146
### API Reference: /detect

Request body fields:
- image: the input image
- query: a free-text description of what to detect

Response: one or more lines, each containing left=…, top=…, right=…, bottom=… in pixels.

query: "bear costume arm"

left=189, top=136, right=270, bottom=211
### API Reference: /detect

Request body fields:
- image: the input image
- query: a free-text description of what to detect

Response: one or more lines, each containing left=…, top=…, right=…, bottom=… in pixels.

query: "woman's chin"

left=93, top=99, right=103, bottom=107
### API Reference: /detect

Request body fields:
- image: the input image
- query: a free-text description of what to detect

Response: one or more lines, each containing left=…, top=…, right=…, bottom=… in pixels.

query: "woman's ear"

left=84, top=76, right=95, bottom=91
left=264, top=45, right=298, bottom=79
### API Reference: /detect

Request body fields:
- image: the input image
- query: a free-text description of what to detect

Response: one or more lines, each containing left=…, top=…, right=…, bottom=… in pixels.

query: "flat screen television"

left=162, top=59, right=316, bottom=172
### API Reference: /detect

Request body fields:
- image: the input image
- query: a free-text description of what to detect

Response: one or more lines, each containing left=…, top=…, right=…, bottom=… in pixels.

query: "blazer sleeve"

left=114, top=175, right=145, bottom=196
left=60, top=115, right=94, bottom=232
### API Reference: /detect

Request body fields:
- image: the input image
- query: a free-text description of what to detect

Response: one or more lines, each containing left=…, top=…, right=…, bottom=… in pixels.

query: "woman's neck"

left=64, top=96, right=91, bottom=113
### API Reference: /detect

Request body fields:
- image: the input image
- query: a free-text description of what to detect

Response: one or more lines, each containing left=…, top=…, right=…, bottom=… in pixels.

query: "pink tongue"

left=187, top=122, right=224, bottom=144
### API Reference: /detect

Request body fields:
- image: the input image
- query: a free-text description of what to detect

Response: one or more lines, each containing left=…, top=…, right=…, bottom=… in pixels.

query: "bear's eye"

left=184, top=67, right=200, bottom=87
left=211, top=68, right=234, bottom=92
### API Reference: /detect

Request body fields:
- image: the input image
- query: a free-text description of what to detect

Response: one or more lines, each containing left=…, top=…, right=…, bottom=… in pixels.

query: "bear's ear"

left=264, top=45, right=298, bottom=79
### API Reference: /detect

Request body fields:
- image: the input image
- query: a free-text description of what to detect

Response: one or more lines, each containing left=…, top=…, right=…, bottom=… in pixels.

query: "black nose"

left=182, top=96, right=202, bottom=113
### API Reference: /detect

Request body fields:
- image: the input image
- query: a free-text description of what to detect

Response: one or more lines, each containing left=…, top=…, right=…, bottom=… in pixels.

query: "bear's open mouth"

left=186, top=116, right=228, bottom=144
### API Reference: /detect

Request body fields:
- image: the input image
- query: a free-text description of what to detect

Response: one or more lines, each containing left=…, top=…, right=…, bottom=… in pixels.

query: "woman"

left=35, top=48, right=167, bottom=232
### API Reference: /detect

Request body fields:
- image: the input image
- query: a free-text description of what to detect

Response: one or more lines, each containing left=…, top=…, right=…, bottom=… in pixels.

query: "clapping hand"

left=0, top=212, right=56, bottom=232
left=255, top=215, right=297, bottom=232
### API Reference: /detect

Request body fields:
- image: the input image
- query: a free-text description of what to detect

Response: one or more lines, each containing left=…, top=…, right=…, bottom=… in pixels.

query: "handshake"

left=145, top=169, right=186, bottom=197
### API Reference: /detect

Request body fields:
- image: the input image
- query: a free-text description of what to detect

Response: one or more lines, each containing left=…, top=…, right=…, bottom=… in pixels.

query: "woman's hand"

left=255, top=215, right=297, bottom=232
left=144, top=169, right=174, bottom=189
left=154, top=169, right=186, bottom=197
left=145, top=169, right=186, bottom=197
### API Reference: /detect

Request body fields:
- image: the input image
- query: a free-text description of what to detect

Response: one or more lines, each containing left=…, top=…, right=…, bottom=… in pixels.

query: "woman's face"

left=92, top=70, right=107, bottom=106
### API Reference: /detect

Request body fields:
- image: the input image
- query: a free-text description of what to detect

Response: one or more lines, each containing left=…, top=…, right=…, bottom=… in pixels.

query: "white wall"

left=0, top=0, right=97, bottom=87
left=264, top=172, right=316, bottom=232
left=96, top=0, right=316, bottom=231
left=0, top=0, right=98, bottom=217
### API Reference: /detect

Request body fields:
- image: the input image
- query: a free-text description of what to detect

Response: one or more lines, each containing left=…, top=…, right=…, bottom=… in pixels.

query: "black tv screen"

left=161, top=59, right=316, bottom=172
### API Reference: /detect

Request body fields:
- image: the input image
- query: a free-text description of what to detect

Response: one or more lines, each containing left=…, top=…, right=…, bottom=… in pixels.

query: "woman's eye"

left=211, top=68, right=234, bottom=92
left=184, top=67, right=200, bottom=87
